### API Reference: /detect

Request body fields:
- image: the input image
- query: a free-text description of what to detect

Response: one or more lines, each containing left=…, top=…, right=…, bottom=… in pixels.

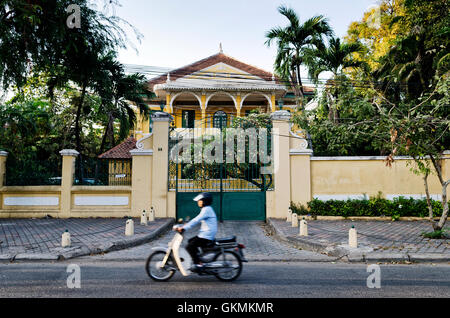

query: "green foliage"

left=290, top=195, right=443, bottom=218
left=421, top=229, right=449, bottom=239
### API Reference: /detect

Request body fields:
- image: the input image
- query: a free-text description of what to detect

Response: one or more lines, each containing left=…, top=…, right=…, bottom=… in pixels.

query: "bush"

left=290, top=196, right=443, bottom=219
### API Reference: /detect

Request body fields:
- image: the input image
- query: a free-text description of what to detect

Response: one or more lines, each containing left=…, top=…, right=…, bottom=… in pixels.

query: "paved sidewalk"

left=268, top=218, right=450, bottom=263
left=0, top=218, right=173, bottom=261
left=82, top=221, right=335, bottom=262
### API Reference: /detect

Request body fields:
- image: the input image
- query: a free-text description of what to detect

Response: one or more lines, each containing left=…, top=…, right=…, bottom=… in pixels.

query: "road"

left=0, top=260, right=449, bottom=298
left=0, top=221, right=449, bottom=299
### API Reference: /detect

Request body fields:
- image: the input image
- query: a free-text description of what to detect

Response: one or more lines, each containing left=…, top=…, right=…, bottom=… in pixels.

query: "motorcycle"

left=145, top=224, right=247, bottom=282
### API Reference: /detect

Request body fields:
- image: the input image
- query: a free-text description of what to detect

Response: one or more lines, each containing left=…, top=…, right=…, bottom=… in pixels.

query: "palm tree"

left=304, top=37, right=365, bottom=122
left=265, top=5, right=332, bottom=109
left=95, top=56, right=153, bottom=156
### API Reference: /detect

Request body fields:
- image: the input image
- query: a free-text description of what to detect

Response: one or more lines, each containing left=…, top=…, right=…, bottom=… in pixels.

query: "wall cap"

left=0, top=151, right=8, bottom=157
left=130, top=149, right=154, bottom=156
left=290, top=149, right=313, bottom=155
left=151, top=111, right=173, bottom=122
left=59, top=149, right=79, bottom=157
left=270, top=110, right=291, bottom=121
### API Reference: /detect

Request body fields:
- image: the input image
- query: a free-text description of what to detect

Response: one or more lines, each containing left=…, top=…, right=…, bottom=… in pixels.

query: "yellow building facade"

left=131, top=50, right=313, bottom=140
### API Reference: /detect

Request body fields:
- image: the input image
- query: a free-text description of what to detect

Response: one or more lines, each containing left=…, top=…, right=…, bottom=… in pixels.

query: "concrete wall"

left=1, top=110, right=448, bottom=220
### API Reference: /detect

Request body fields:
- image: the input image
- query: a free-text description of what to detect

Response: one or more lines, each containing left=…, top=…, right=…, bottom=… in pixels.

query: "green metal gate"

left=168, top=122, right=272, bottom=221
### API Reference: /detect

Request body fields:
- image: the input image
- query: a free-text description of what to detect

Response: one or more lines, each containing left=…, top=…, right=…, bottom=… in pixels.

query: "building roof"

left=98, top=137, right=136, bottom=159
left=147, top=52, right=314, bottom=96
left=148, top=52, right=277, bottom=89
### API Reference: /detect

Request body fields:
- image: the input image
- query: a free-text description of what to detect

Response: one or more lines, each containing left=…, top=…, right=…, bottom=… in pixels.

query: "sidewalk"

left=0, top=218, right=174, bottom=262
left=268, top=218, right=450, bottom=263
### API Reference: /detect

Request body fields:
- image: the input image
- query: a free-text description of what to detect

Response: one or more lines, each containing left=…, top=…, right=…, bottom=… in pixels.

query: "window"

left=213, top=111, right=227, bottom=128
left=182, top=110, right=195, bottom=128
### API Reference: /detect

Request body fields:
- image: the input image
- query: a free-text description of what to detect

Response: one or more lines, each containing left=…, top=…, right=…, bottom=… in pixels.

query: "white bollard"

left=299, top=218, right=308, bottom=236
left=291, top=213, right=298, bottom=227
left=349, top=225, right=357, bottom=248
left=140, top=210, right=147, bottom=226
left=61, top=230, right=71, bottom=248
left=125, top=219, right=134, bottom=236
left=286, top=208, right=292, bottom=223
left=148, top=206, right=155, bottom=222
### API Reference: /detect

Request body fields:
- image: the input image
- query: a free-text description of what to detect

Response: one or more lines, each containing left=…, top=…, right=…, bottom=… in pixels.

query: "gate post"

left=270, top=111, right=292, bottom=219
left=60, top=149, right=79, bottom=218
left=130, top=148, right=153, bottom=218
left=0, top=151, right=7, bottom=186
left=151, top=112, right=172, bottom=218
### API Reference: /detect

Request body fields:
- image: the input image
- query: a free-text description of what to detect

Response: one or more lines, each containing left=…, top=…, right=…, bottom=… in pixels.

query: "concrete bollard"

left=291, top=213, right=298, bottom=227
left=61, top=229, right=71, bottom=248
left=299, top=218, right=308, bottom=236
left=148, top=206, right=155, bottom=222
left=140, top=210, right=148, bottom=225
left=125, top=219, right=134, bottom=236
left=349, top=225, right=357, bottom=248
left=286, top=208, right=292, bottom=223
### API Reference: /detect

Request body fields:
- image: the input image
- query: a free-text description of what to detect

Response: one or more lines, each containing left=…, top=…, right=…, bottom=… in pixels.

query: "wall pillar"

left=151, top=112, right=172, bottom=218
left=130, top=149, right=153, bottom=217
left=0, top=151, right=7, bottom=187
left=59, top=149, right=79, bottom=218
left=269, top=110, right=291, bottom=219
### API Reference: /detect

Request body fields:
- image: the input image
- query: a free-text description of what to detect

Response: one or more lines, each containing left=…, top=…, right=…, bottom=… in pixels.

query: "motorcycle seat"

left=215, top=236, right=236, bottom=244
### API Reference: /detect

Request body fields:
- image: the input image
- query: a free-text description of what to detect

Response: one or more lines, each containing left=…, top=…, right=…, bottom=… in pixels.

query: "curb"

left=0, top=218, right=175, bottom=262
left=267, top=218, right=450, bottom=264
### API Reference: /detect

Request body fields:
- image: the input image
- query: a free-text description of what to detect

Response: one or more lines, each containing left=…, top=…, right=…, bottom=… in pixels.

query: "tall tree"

left=265, top=5, right=332, bottom=109
left=95, top=55, right=153, bottom=156
left=304, top=37, right=365, bottom=122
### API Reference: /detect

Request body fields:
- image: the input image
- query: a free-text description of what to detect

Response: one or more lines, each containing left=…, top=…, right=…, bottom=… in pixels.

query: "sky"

left=114, top=0, right=378, bottom=74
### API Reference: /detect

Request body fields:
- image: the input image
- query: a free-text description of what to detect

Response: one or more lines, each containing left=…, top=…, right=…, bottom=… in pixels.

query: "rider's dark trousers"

left=186, top=236, right=213, bottom=264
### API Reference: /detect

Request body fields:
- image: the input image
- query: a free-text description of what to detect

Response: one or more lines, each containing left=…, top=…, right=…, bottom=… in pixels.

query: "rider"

left=175, top=192, right=217, bottom=270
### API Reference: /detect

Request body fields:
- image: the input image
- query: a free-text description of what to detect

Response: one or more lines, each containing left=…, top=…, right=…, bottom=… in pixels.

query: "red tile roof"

left=147, top=52, right=277, bottom=90
left=147, top=52, right=315, bottom=93
left=98, top=137, right=136, bottom=159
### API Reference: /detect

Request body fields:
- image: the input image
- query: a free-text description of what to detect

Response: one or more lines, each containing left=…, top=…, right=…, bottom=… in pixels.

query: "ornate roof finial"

left=219, top=43, right=223, bottom=54
left=166, top=72, right=171, bottom=83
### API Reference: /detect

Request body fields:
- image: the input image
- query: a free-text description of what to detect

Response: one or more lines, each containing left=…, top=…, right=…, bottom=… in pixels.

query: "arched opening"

left=205, top=92, right=237, bottom=128
left=240, top=92, right=272, bottom=115
left=170, top=92, right=202, bottom=129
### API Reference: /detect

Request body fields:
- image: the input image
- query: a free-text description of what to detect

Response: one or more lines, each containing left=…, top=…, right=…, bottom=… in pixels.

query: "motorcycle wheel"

left=145, top=251, right=176, bottom=281
left=213, top=251, right=243, bottom=282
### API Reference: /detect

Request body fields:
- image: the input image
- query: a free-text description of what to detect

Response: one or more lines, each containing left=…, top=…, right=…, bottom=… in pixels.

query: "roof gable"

left=148, top=52, right=274, bottom=90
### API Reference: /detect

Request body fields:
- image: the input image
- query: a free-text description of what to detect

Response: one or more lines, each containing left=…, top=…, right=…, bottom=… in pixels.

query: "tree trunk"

left=430, top=155, right=449, bottom=231
left=423, top=171, right=434, bottom=220
left=296, top=65, right=304, bottom=108
left=75, top=82, right=87, bottom=154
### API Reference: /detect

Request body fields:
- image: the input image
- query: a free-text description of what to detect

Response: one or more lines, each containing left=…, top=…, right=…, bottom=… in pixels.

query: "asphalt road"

left=0, top=260, right=449, bottom=298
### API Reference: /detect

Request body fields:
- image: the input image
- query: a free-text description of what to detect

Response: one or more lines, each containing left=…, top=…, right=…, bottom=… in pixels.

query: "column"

left=0, top=151, right=8, bottom=187
left=271, top=93, right=276, bottom=113
left=269, top=111, right=291, bottom=219
left=236, top=93, right=242, bottom=117
left=201, top=93, right=207, bottom=132
left=151, top=112, right=172, bottom=218
left=59, top=149, right=79, bottom=218
left=165, top=93, right=172, bottom=114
